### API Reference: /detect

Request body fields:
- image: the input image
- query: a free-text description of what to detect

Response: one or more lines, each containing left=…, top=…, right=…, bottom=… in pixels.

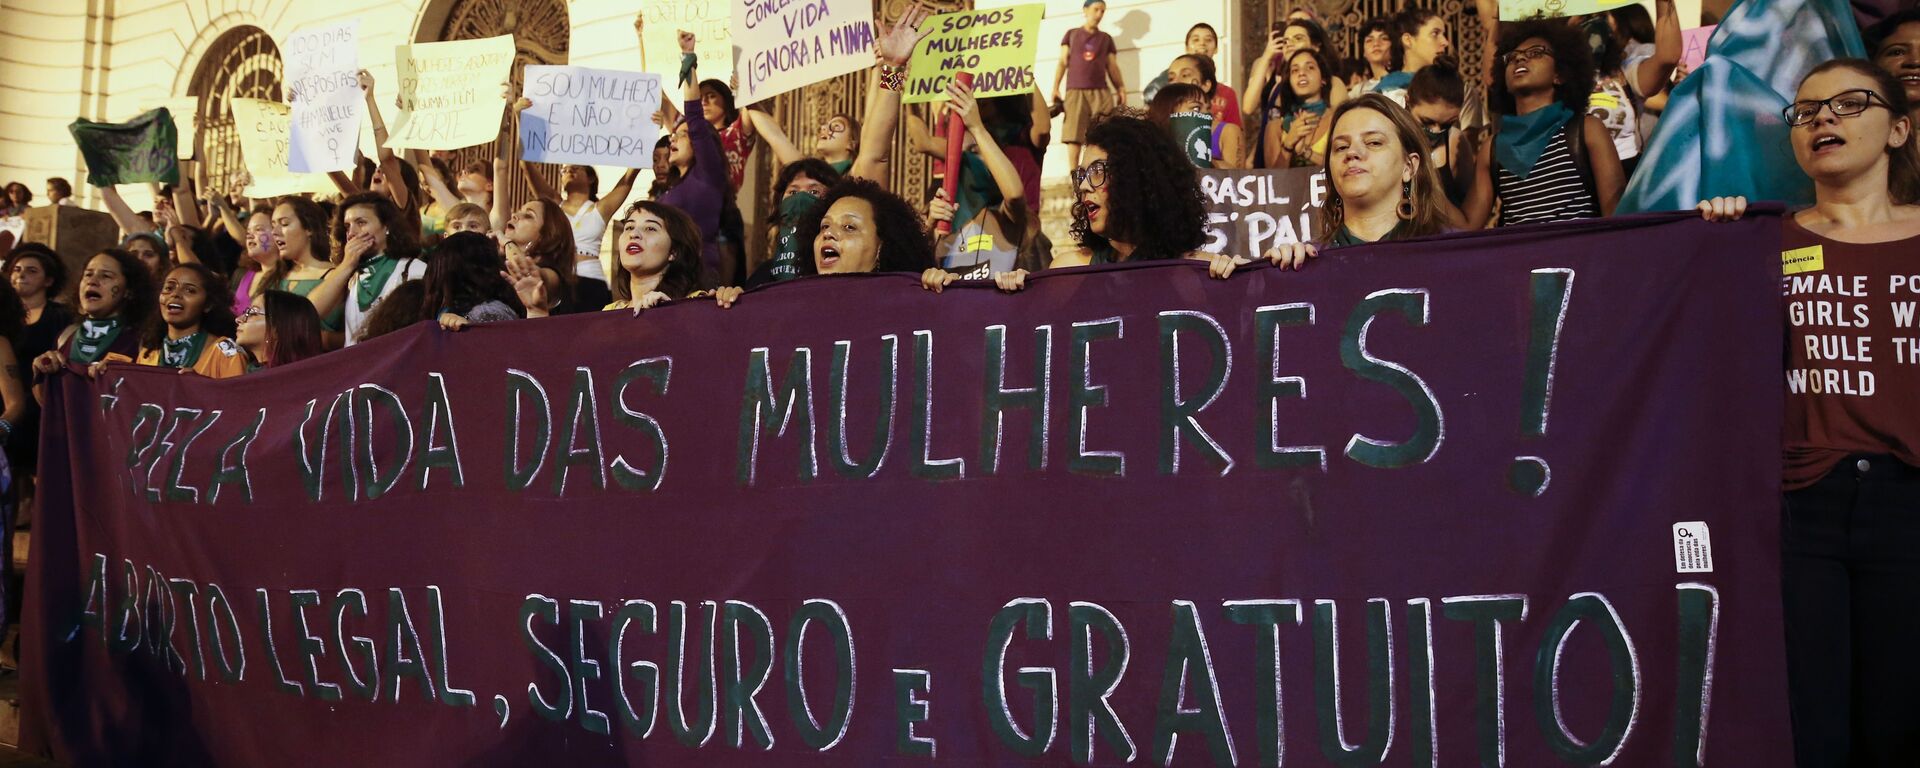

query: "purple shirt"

left=659, top=99, right=728, bottom=282
left=1061, top=28, right=1115, bottom=90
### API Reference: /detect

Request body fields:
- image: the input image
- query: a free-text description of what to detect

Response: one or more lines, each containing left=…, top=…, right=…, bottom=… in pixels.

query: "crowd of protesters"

left=0, top=1, right=1916, bottom=762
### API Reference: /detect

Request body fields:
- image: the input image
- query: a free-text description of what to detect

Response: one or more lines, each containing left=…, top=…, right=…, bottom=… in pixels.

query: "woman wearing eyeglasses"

left=235, top=290, right=326, bottom=371
left=987, top=114, right=1242, bottom=292
left=1464, top=19, right=1624, bottom=228
left=1698, top=59, right=1920, bottom=765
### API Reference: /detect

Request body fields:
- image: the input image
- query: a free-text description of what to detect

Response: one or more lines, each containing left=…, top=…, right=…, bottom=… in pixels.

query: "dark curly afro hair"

left=1071, top=114, right=1207, bottom=259
left=794, top=177, right=934, bottom=275
left=1489, top=17, right=1598, bottom=116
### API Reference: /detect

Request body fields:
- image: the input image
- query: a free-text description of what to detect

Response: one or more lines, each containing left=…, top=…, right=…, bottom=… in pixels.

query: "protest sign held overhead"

left=519, top=66, right=664, bottom=168
left=733, top=0, right=875, bottom=106
left=227, top=98, right=337, bottom=198
left=284, top=20, right=364, bottom=173
left=67, top=108, right=179, bottom=186
left=903, top=4, right=1043, bottom=104
left=1498, top=0, right=1637, bottom=20
left=387, top=35, right=516, bottom=151
left=640, top=0, right=731, bottom=82
left=1197, top=167, right=1327, bottom=256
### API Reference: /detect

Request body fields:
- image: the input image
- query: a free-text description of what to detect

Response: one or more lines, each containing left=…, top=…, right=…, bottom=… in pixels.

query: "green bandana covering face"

left=768, top=191, right=822, bottom=282
left=355, top=253, right=401, bottom=312
left=69, top=316, right=123, bottom=364
left=160, top=330, right=207, bottom=369
left=1170, top=111, right=1215, bottom=169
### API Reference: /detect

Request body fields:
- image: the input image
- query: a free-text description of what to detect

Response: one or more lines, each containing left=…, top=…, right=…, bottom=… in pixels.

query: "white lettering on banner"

left=518, top=66, right=664, bottom=169
left=1197, top=168, right=1327, bottom=257
left=732, top=0, right=874, bottom=106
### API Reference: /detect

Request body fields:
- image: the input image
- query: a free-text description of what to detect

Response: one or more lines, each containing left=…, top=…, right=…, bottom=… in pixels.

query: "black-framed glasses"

left=1783, top=89, right=1891, bottom=126
left=1070, top=159, right=1110, bottom=190
left=1499, top=45, right=1553, bottom=67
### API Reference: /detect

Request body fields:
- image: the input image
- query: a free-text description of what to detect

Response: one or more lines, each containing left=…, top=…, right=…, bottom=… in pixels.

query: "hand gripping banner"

left=22, top=212, right=1790, bottom=765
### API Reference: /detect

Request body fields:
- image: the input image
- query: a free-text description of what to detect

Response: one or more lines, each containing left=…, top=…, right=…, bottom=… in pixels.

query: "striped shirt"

left=1494, top=119, right=1600, bottom=227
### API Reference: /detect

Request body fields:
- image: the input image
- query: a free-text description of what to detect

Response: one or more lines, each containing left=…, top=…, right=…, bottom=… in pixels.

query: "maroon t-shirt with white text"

left=1779, top=216, right=1920, bottom=489
left=1062, top=28, right=1115, bottom=90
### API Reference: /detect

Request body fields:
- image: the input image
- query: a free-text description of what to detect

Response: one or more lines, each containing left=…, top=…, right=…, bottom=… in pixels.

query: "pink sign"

left=1682, top=25, right=1717, bottom=70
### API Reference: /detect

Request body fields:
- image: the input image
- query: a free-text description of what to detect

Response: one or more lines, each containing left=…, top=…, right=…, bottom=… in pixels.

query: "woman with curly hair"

left=1465, top=18, right=1624, bottom=228
left=710, top=177, right=934, bottom=308
left=30, top=249, right=156, bottom=394
left=992, top=114, right=1241, bottom=291
left=112, top=262, right=245, bottom=379
left=427, top=232, right=525, bottom=332
left=1350, top=17, right=1404, bottom=92
left=235, top=290, right=325, bottom=370
left=606, top=201, right=705, bottom=312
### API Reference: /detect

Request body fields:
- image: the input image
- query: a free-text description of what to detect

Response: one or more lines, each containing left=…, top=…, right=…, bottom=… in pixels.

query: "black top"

left=15, top=301, right=75, bottom=372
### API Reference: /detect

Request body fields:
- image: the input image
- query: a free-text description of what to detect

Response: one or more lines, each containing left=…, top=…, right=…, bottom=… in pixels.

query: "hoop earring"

left=1397, top=179, right=1416, bottom=221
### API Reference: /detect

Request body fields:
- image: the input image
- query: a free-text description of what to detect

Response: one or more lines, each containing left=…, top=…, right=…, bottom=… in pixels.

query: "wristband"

left=877, top=63, right=907, bottom=92
left=0, top=418, right=14, bottom=439
left=679, top=52, right=698, bottom=88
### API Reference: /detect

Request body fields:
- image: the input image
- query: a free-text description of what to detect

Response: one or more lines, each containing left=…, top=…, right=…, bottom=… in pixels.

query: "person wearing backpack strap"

left=1465, top=19, right=1624, bottom=228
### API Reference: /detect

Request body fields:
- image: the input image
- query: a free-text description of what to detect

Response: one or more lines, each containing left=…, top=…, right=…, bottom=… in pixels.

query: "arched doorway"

left=189, top=26, right=285, bottom=194
left=424, top=0, right=571, bottom=210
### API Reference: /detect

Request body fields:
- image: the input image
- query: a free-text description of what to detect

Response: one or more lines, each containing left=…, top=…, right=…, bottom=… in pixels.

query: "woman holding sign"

left=1698, top=59, right=1920, bottom=766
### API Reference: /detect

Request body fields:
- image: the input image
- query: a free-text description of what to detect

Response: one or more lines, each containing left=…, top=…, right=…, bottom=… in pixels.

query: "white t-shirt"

left=567, top=204, right=606, bottom=259
left=343, top=257, right=428, bottom=346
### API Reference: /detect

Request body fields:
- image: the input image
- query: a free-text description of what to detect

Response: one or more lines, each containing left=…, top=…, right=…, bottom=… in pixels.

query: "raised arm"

left=512, top=97, right=562, bottom=202
left=172, top=162, right=203, bottom=228
left=1245, top=31, right=1283, bottom=122
left=849, top=3, right=936, bottom=185
left=412, top=149, right=464, bottom=211
left=97, top=186, right=153, bottom=235
left=1634, top=0, right=1683, bottom=99
left=208, top=187, right=245, bottom=243
left=595, top=168, right=642, bottom=222
left=905, top=111, right=947, bottom=161
left=743, top=110, right=805, bottom=166
left=360, top=69, right=393, bottom=163
left=492, top=83, right=516, bottom=234
left=950, top=81, right=1023, bottom=205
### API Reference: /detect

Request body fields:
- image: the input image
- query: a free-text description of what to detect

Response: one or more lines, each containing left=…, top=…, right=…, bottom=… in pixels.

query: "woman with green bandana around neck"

left=85, top=262, right=246, bottom=380
left=30, top=248, right=156, bottom=402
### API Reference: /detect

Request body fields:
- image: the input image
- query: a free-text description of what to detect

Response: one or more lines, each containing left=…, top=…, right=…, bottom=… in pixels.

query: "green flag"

left=68, top=108, right=180, bottom=186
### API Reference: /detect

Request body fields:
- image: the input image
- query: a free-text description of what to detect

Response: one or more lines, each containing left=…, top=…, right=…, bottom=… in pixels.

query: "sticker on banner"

left=1673, top=521, right=1713, bottom=573
left=1782, top=245, right=1824, bottom=275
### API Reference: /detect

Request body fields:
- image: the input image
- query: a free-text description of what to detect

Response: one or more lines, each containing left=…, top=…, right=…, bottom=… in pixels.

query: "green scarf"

left=1495, top=103, right=1575, bottom=180
left=160, top=330, right=207, bottom=369
left=69, top=315, right=123, bottom=363
left=355, top=254, right=403, bottom=312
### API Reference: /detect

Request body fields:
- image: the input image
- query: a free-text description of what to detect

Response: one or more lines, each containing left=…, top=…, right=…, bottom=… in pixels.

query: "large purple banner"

left=23, top=212, right=1789, bottom=765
